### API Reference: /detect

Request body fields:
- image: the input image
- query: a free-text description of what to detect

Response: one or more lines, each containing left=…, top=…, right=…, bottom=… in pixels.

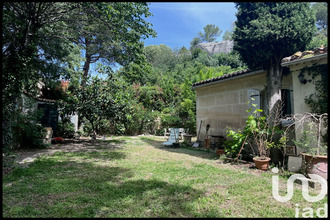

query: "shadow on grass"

left=139, top=137, right=218, bottom=160
left=60, top=138, right=126, bottom=149
left=3, top=154, right=210, bottom=218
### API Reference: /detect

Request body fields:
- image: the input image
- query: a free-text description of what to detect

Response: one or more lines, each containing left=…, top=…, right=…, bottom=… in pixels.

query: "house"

left=22, top=80, right=79, bottom=137
left=192, top=46, right=327, bottom=155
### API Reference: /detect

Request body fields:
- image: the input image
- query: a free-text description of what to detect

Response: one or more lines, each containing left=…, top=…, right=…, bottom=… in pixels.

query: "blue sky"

left=90, top=2, right=238, bottom=76
left=143, top=2, right=238, bottom=50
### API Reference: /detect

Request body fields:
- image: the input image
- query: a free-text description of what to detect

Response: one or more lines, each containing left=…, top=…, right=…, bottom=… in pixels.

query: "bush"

left=12, top=97, right=49, bottom=149
left=224, top=128, right=247, bottom=158
left=14, top=114, right=48, bottom=149
left=56, top=120, right=75, bottom=138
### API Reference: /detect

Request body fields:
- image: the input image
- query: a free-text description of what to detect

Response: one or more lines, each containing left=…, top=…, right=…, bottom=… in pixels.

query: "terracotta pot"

left=301, top=153, right=327, bottom=180
left=216, top=149, right=225, bottom=156
left=253, top=157, right=271, bottom=170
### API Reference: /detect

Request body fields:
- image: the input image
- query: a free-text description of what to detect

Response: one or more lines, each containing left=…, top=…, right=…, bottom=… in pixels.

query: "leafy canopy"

left=233, top=2, right=316, bottom=70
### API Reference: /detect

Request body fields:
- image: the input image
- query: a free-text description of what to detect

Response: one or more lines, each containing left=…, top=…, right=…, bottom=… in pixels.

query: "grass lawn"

left=2, top=136, right=327, bottom=218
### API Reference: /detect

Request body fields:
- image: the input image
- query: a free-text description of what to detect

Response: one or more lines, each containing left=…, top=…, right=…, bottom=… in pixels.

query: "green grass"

left=2, top=136, right=327, bottom=217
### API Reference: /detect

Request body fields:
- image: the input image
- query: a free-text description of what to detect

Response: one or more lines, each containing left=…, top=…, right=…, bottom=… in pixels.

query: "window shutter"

left=248, top=89, right=260, bottom=115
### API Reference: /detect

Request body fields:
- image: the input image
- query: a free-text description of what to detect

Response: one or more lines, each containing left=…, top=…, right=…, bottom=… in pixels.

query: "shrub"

left=56, top=120, right=75, bottom=138
left=14, top=114, right=48, bottom=149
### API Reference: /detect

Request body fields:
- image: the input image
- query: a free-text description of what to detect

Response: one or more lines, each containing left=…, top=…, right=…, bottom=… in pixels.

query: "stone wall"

left=195, top=70, right=293, bottom=147
left=195, top=71, right=266, bottom=144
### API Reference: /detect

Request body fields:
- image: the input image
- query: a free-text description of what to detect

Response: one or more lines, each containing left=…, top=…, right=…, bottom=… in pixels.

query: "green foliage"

left=303, top=64, right=328, bottom=143
left=160, top=107, right=182, bottom=128
left=233, top=2, right=316, bottom=123
left=56, top=120, right=75, bottom=138
left=225, top=99, right=283, bottom=159
left=303, top=64, right=328, bottom=114
left=222, top=30, right=233, bottom=41
left=224, top=128, right=246, bottom=158
left=212, top=51, right=247, bottom=69
left=191, top=24, right=222, bottom=47
left=307, top=2, right=327, bottom=49
left=13, top=99, right=48, bottom=149
left=2, top=3, right=78, bottom=149
left=293, top=124, right=327, bottom=156
left=69, top=75, right=120, bottom=138
left=312, top=2, right=327, bottom=30
left=307, top=30, right=328, bottom=50
left=233, top=2, right=316, bottom=70
left=287, top=113, right=328, bottom=156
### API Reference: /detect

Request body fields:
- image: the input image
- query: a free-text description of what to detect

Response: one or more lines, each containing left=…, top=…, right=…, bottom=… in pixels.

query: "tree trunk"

left=81, top=37, right=91, bottom=87
left=267, top=57, right=283, bottom=125
left=90, top=120, right=96, bottom=141
left=81, top=52, right=91, bottom=87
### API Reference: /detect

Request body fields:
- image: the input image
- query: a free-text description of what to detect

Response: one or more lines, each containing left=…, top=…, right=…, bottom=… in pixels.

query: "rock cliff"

left=195, top=40, right=234, bottom=55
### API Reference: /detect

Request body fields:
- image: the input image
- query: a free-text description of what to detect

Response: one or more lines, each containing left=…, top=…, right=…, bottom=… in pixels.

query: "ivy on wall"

left=301, top=63, right=328, bottom=142
left=302, top=64, right=328, bottom=114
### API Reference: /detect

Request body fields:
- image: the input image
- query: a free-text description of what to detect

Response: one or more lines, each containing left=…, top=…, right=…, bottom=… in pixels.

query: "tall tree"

left=198, top=24, right=222, bottom=42
left=232, top=2, right=316, bottom=122
left=2, top=2, right=79, bottom=149
left=66, top=2, right=156, bottom=86
left=190, top=24, right=222, bottom=48
left=2, top=2, right=78, bottom=112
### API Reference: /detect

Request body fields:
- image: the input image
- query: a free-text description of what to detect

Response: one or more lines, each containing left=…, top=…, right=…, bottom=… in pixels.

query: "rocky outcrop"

left=195, top=40, right=234, bottom=55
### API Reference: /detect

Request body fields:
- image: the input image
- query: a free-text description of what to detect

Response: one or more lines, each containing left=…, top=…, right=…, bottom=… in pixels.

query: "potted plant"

left=245, top=101, right=282, bottom=171
left=287, top=113, right=328, bottom=179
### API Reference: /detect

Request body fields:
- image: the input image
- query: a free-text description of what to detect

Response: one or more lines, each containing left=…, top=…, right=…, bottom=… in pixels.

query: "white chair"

left=163, top=128, right=180, bottom=146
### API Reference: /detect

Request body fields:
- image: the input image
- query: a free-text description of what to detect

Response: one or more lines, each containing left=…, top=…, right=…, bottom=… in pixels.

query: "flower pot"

left=216, top=149, right=225, bottom=156
left=253, top=157, right=271, bottom=170
left=301, top=153, right=327, bottom=180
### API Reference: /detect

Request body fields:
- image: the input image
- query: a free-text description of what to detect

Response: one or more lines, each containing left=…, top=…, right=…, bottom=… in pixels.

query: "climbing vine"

left=302, top=64, right=328, bottom=114
left=301, top=64, right=328, bottom=142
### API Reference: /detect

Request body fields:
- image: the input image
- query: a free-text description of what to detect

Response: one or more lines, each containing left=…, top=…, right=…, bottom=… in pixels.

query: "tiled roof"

left=192, top=46, right=328, bottom=88
left=281, top=46, right=327, bottom=64
left=23, top=90, right=57, bottom=103
left=191, top=69, right=264, bottom=88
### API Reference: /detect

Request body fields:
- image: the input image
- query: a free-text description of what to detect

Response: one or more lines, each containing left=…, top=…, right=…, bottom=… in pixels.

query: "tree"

left=222, top=30, right=232, bottom=41
left=2, top=2, right=79, bottom=149
left=222, top=22, right=236, bottom=41
left=66, top=2, right=156, bottom=86
left=190, top=24, right=222, bottom=48
left=232, top=2, right=316, bottom=122
left=307, top=2, right=328, bottom=49
left=312, top=2, right=327, bottom=30
left=72, top=76, right=119, bottom=139
left=2, top=2, right=78, bottom=112
left=198, top=24, right=222, bottom=42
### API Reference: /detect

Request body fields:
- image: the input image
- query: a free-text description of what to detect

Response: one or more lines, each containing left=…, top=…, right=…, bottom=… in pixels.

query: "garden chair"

left=163, top=128, right=180, bottom=146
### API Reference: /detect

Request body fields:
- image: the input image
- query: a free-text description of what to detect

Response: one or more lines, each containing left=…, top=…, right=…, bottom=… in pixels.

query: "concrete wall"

left=195, top=71, right=267, bottom=144
left=194, top=70, right=294, bottom=147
